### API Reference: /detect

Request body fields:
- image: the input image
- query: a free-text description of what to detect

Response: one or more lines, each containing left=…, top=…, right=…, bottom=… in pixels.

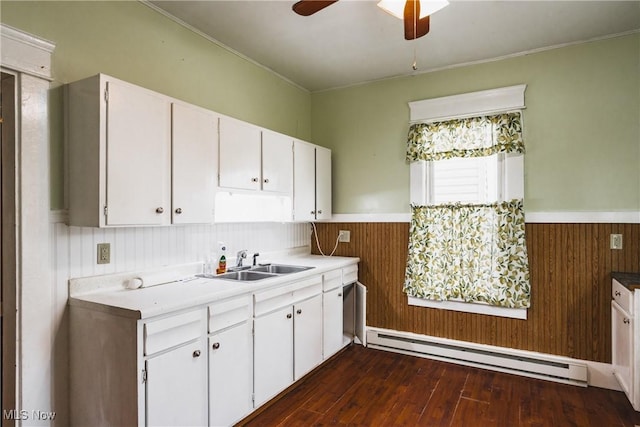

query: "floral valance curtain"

left=403, top=200, right=530, bottom=309
left=406, top=112, right=524, bottom=162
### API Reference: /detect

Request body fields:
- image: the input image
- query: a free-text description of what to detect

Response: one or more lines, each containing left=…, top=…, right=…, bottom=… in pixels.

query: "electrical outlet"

left=610, top=234, right=623, bottom=250
left=338, top=230, right=351, bottom=243
left=97, top=243, right=111, bottom=264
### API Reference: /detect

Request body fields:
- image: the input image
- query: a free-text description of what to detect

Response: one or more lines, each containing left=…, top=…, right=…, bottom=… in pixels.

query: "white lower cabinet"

left=208, top=296, right=254, bottom=426
left=253, top=277, right=324, bottom=407
left=146, top=339, right=208, bottom=427
left=69, top=262, right=360, bottom=426
left=254, top=305, right=295, bottom=406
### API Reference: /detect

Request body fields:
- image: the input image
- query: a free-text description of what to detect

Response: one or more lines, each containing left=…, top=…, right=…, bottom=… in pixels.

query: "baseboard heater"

left=367, top=327, right=588, bottom=387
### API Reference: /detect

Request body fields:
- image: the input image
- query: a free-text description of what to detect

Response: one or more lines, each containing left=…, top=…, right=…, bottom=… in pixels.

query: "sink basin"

left=199, top=271, right=278, bottom=281
left=250, top=264, right=314, bottom=274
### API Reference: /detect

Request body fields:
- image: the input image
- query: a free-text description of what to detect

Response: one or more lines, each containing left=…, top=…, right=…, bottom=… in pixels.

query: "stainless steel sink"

left=198, top=271, right=278, bottom=281
left=250, top=264, right=314, bottom=274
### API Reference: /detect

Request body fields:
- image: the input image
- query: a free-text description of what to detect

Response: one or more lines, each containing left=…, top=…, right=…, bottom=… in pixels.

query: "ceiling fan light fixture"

left=377, top=0, right=449, bottom=20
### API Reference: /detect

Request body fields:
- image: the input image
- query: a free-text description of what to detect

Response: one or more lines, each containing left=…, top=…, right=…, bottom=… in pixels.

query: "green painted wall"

left=1, top=1, right=311, bottom=210
left=311, top=34, right=640, bottom=214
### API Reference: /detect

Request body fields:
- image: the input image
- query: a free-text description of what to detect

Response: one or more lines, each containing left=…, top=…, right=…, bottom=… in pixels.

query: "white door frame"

left=1, top=24, right=55, bottom=425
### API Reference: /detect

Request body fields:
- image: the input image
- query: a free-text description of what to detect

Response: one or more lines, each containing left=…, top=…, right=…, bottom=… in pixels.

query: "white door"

left=293, top=140, right=316, bottom=221
left=323, top=287, right=344, bottom=359
left=612, top=301, right=633, bottom=398
left=145, top=339, right=208, bottom=427
left=209, top=322, right=253, bottom=426
left=294, top=294, right=323, bottom=380
left=105, top=79, right=171, bottom=226
left=253, top=306, right=294, bottom=407
left=262, top=131, right=293, bottom=194
left=219, top=117, right=261, bottom=190
left=172, top=103, right=217, bottom=224
left=315, top=146, right=332, bottom=221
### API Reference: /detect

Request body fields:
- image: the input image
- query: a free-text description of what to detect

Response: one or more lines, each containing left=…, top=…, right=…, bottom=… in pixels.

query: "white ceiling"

left=148, top=0, right=640, bottom=92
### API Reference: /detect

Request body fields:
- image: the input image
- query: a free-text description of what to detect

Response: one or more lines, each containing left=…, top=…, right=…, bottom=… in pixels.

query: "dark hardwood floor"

left=240, top=345, right=640, bottom=427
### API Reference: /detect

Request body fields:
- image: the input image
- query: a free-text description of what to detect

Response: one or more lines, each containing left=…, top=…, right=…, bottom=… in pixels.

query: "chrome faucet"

left=252, top=252, right=260, bottom=266
left=236, top=249, right=248, bottom=268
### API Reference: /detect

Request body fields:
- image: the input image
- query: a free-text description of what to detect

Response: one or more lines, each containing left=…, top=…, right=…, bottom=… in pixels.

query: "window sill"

left=408, top=297, right=527, bottom=320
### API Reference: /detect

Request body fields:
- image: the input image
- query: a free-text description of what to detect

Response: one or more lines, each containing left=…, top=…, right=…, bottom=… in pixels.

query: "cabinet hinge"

left=104, top=87, right=109, bottom=103
left=251, top=393, right=255, bottom=405
left=103, top=205, right=108, bottom=217
left=141, top=369, right=147, bottom=384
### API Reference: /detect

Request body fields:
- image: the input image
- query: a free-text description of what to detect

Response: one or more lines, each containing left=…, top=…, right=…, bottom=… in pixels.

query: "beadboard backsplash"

left=52, top=220, right=311, bottom=280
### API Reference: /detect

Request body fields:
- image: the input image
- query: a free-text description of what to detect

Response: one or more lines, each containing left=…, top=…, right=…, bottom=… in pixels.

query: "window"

left=404, top=86, right=530, bottom=319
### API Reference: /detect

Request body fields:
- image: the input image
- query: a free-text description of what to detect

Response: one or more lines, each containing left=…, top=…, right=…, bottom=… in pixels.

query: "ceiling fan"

left=292, top=0, right=445, bottom=40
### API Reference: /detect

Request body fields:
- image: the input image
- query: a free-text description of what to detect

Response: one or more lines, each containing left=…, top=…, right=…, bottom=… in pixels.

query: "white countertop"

left=69, top=254, right=359, bottom=320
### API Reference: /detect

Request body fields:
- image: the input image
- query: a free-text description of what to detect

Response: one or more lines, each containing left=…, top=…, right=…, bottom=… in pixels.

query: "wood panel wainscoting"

left=311, top=222, right=640, bottom=363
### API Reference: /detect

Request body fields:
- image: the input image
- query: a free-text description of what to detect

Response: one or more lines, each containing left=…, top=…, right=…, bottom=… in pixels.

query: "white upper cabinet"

left=172, top=102, right=218, bottom=224
left=261, top=130, right=293, bottom=194
left=68, top=75, right=172, bottom=227
left=218, top=117, right=293, bottom=194
left=218, top=116, right=262, bottom=191
left=68, top=74, right=218, bottom=227
left=315, top=146, right=332, bottom=221
left=293, top=140, right=332, bottom=222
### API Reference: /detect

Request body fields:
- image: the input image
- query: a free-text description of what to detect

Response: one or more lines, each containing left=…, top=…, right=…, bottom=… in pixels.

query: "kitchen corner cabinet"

left=611, top=275, right=640, bottom=411
left=67, top=74, right=217, bottom=227
left=253, top=277, right=323, bottom=407
left=293, top=140, right=332, bottom=221
left=218, top=116, right=293, bottom=194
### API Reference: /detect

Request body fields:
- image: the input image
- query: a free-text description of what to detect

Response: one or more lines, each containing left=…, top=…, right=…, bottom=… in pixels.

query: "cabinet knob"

left=155, top=207, right=164, bottom=214
left=296, top=309, right=302, bottom=315
left=192, top=350, right=201, bottom=358
left=212, top=342, right=220, bottom=350
left=624, top=318, right=630, bottom=324
left=338, top=293, right=342, bottom=297
left=286, top=313, right=292, bottom=319
left=263, top=178, right=269, bottom=184
left=251, top=177, right=259, bottom=183
left=311, top=210, right=316, bottom=215
left=175, top=208, right=183, bottom=214
left=318, top=210, right=322, bottom=214
left=615, top=291, right=621, bottom=297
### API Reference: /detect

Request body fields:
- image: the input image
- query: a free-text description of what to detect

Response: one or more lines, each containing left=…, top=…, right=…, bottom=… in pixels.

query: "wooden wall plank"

left=311, top=222, right=640, bottom=363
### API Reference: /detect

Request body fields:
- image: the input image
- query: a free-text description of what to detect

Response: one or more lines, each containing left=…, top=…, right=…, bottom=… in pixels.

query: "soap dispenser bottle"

left=216, top=242, right=227, bottom=274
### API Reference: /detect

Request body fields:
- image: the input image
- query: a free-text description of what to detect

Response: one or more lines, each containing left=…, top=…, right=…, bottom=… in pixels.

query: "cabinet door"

left=612, top=301, right=633, bottom=398
left=323, top=287, right=344, bottom=359
left=254, top=306, right=294, bottom=407
left=262, top=131, right=293, bottom=194
left=106, top=79, right=171, bottom=226
left=293, top=140, right=316, bottom=221
left=219, top=117, right=261, bottom=190
left=172, top=103, right=218, bottom=224
left=145, top=339, right=207, bottom=426
left=294, top=294, right=323, bottom=380
left=209, top=322, right=253, bottom=426
left=315, top=146, right=332, bottom=221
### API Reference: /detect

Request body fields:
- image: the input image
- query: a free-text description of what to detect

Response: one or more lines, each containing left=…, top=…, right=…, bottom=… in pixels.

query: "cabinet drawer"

left=144, top=309, right=204, bottom=356
left=254, top=276, right=322, bottom=317
left=208, top=295, right=252, bottom=333
left=343, top=264, right=358, bottom=285
left=323, top=269, right=342, bottom=292
left=613, top=279, right=633, bottom=314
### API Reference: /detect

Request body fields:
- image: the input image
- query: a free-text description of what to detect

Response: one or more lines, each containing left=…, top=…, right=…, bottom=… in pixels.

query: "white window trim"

left=408, top=85, right=527, bottom=319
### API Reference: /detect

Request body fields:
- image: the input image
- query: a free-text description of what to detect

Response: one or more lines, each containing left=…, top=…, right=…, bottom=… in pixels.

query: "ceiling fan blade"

left=292, top=0, right=339, bottom=16
left=404, top=0, right=430, bottom=40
